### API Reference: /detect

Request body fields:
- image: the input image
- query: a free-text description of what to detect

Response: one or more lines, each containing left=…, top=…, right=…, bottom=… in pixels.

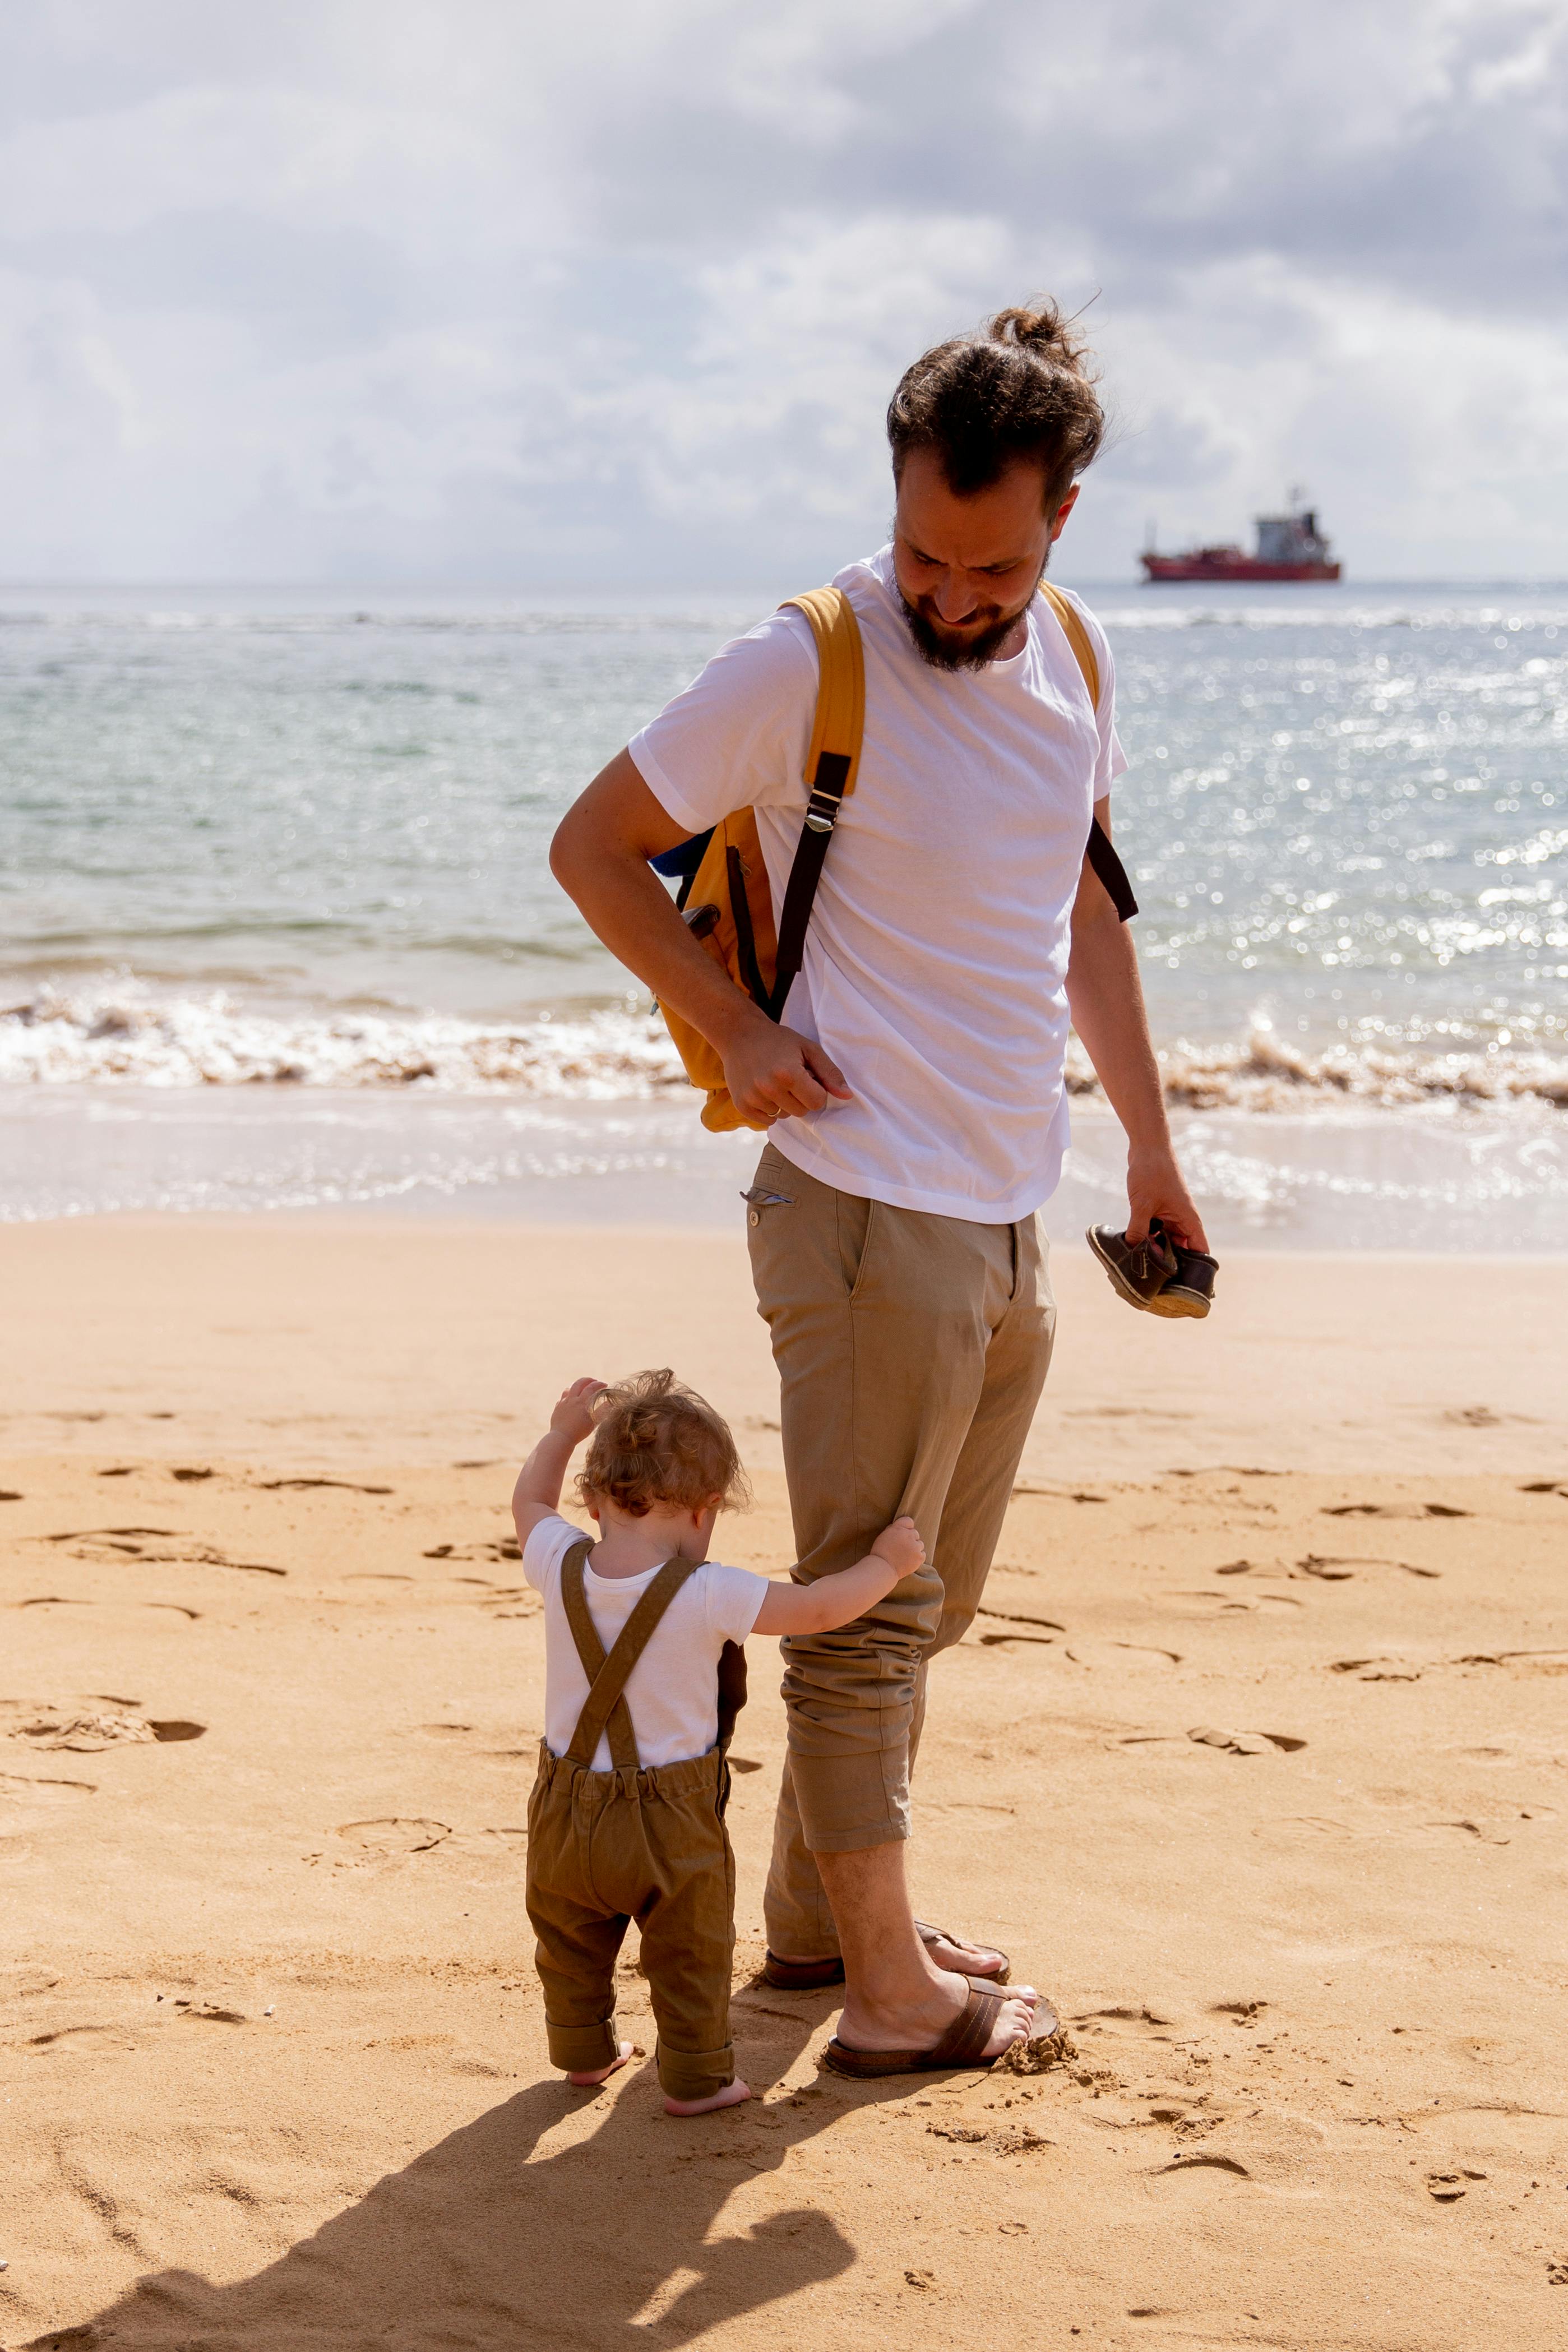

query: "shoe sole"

left=1146, top=1287, right=1211, bottom=1319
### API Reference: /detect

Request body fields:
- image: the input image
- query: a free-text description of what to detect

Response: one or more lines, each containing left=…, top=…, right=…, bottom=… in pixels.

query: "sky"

left=2, top=0, right=1566, bottom=585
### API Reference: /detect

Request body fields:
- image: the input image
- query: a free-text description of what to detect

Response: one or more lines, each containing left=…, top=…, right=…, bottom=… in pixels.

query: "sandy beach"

left=3, top=1218, right=1567, bottom=2350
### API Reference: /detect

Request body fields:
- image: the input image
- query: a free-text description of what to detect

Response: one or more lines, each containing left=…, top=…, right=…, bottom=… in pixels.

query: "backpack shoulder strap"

left=559, top=1542, right=698, bottom=1771
left=1039, top=580, right=1100, bottom=708
left=765, top=586, right=865, bottom=1020
left=1038, top=581, right=1138, bottom=923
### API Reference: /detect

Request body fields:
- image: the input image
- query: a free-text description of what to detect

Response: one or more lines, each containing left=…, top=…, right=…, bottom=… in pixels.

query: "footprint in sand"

left=1066, top=1641, right=1183, bottom=1670
left=0, top=1773, right=97, bottom=1836
left=1450, top=1649, right=1568, bottom=1677
left=1426, top=2168, right=1487, bottom=2201
left=1297, top=1554, right=1439, bottom=1582
left=1322, top=1501, right=1470, bottom=1521
left=1072, top=2004, right=1179, bottom=2037
left=1252, top=1815, right=1353, bottom=1842
left=41, top=1528, right=284, bottom=1576
left=422, top=1537, right=522, bottom=1565
left=1154, top=2153, right=1252, bottom=2182
left=15, top=1597, right=200, bottom=1620
left=258, top=1477, right=393, bottom=1495
left=1188, top=1726, right=1306, bottom=1756
left=975, top=1606, right=1067, bottom=1633
left=336, top=1818, right=451, bottom=1856
left=27, top=2023, right=140, bottom=2054
left=0, top=1703, right=204, bottom=1750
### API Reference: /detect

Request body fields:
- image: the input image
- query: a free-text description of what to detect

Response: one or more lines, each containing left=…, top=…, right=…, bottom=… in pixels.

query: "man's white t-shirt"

left=522, top=1515, right=769, bottom=1771
left=630, top=546, right=1126, bottom=1223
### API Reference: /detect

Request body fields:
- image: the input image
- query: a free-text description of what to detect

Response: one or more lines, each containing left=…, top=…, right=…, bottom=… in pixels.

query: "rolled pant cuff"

left=656, top=2039, right=734, bottom=2102
left=546, top=2016, right=620, bottom=2073
left=789, top=1743, right=912, bottom=1857
left=800, top=1817, right=911, bottom=1856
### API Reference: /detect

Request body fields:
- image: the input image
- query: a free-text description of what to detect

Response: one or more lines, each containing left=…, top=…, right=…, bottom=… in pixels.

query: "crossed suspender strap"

left=559, top=1541, right=699, bottom=1771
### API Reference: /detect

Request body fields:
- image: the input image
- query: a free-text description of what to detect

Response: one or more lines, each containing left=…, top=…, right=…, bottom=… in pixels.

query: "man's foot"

left=664, top=2077, right=752, bottom=2117
left=567, top=2039, right=639, bottom=2087
left=836, top=1969, right=1037, bottom=2061
left=913, top=1919, right=1010, bottom=1981
left=767, top=1920, right=1009, bottom=1989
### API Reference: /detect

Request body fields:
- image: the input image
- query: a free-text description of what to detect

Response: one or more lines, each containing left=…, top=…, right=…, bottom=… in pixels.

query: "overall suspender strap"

left=559, top=1542, right=699, bottom=1771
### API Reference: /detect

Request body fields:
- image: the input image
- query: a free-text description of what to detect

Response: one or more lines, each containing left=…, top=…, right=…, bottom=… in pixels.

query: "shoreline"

left=6, top=1086, right=1567, bottom=1250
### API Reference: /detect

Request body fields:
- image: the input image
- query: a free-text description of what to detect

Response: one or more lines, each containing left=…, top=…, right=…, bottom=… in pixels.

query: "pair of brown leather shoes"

left=1086, top=1217, right=1218, bottom=1319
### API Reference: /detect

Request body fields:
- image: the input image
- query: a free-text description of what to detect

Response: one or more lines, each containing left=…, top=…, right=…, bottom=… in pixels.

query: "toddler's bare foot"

left=664, top=2076, right=752, bottom=2117
left=568, top=2039, right=639, bottom=2087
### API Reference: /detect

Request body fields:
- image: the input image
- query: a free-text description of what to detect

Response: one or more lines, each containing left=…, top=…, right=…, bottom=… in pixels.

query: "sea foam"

left=3, top=982, right=1566, bottom=1116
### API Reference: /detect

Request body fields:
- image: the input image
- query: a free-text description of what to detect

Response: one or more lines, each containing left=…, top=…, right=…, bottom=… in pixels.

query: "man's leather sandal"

left=822, top=1984, right=1057, bottom=2078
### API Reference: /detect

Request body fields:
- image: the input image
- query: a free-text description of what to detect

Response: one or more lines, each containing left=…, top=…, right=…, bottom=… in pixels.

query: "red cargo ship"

left=1140, top=494, right=1340, bottom=583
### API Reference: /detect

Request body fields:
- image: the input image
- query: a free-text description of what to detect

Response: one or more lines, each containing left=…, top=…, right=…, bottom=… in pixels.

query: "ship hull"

left=1140, top=555, right=1341, bottom=583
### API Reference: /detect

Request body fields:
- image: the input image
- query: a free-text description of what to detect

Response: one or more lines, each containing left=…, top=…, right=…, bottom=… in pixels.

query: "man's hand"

left=723, top=1010, right=853, bottom=1125
left=1125, top=1146, right=1209, bottom=1253
left=549, top=1376, right=607, bottom=1446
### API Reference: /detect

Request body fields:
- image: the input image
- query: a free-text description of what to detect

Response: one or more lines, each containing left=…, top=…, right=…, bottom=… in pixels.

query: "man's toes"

left=983, top=1998, right=1035, bottom=2060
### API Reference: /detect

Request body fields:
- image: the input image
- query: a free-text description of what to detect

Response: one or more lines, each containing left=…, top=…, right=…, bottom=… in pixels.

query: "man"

left=551, top=301, right=1206, bottom=2072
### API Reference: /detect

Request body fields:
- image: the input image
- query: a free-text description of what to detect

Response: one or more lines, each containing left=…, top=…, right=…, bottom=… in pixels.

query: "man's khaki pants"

left=746, top=1141, right=1056, bottom=1959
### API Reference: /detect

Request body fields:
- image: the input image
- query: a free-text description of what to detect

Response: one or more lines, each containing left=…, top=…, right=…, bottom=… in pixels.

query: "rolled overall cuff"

left=546, top=2015, right=620, bottom=2073
left=656, top=2037, right=734, bottom=2102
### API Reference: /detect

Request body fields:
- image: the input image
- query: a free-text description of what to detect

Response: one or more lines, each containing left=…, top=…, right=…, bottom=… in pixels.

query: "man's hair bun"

left=887, top=297, right=1104, bottom=507
left=988, top=302, right=1094, bottom=372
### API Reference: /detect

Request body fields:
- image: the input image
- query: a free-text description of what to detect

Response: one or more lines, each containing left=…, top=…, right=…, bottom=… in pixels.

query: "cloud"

left=0, top=0, right=1564, bottom=581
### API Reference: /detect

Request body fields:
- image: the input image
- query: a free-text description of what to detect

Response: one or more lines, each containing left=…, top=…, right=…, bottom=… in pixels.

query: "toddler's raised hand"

left=870, top=1514, right=926, bottom=1578
left=550, top=1376, right=607, bottom=1445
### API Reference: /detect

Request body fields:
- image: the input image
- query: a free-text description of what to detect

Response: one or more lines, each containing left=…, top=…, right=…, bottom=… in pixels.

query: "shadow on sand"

left=24, top=1989, right=881, bottom=2350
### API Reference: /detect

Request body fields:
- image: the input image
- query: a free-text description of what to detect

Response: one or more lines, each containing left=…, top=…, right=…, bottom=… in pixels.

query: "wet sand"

left=3, top=1219, right=1567, bottom=2350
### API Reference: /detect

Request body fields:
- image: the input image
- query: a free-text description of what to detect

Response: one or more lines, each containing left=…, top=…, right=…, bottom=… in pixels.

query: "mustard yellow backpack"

left=652, top=579, right=1136, bottom=1134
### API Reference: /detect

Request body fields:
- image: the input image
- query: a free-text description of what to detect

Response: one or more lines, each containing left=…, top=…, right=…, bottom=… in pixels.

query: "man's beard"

left=897, top=581, right=1039, bottom=672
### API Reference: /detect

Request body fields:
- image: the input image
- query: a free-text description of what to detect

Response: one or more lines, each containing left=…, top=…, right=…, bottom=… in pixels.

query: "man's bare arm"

left=549, top=748, right=852, bottom=1125
left=1066, top=798, right=1209, bottom=1250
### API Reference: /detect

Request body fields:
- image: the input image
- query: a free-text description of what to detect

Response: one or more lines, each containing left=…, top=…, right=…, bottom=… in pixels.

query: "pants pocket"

left=836, top=1191, right=876, bottom=1297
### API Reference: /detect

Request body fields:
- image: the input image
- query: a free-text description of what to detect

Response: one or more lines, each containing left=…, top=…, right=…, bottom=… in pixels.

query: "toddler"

left=512, top=1366, right=924, bottom=2115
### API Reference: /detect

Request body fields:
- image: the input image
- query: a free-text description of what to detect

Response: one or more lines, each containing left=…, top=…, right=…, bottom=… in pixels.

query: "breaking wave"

left=0, top=982, right=686, bottom=1096
left=4, top=981, right=1568, bottom=1115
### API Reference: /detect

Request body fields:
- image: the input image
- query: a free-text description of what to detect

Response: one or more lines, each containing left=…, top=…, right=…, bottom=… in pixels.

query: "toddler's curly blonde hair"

left=576, top=1368, right=751, bottom=1519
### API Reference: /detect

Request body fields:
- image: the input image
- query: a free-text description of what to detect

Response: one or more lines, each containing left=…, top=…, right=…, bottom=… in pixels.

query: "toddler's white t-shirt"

left=522, top=1514, right=770, bottom=1771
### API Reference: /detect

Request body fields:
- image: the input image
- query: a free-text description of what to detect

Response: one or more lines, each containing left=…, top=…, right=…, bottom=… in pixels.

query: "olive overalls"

left=526, top=1542, right=745, bottom=2104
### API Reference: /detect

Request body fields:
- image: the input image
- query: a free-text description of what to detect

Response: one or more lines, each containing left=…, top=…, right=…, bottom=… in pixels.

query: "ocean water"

left=3, top=577, right=1566, bottom=1244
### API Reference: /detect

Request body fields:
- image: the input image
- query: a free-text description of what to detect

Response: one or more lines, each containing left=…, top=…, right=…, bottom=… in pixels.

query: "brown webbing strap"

left=560, top=1542, right=698, bottom=1771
